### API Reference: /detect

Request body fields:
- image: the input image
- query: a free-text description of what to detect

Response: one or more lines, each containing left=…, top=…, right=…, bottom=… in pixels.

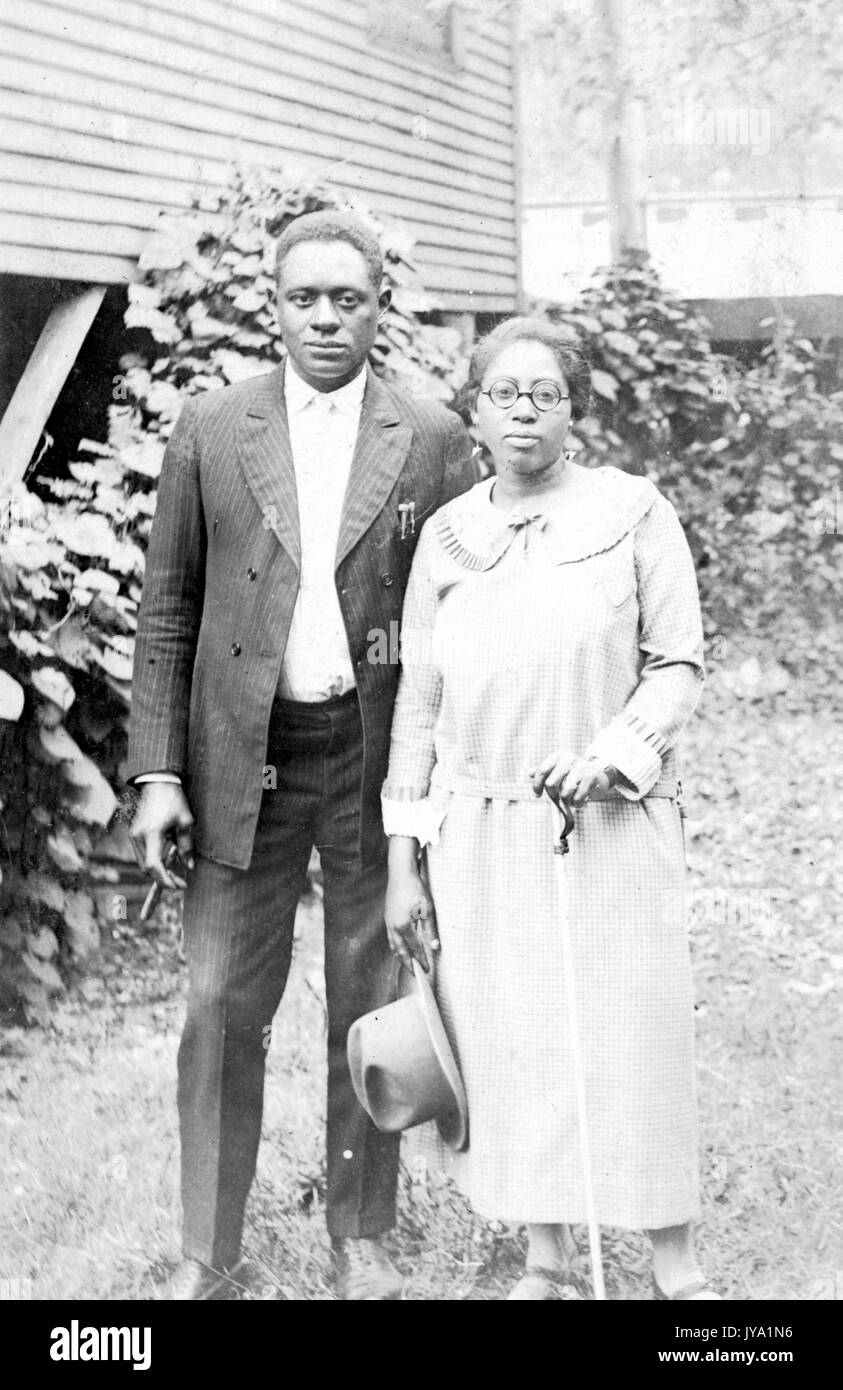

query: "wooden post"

left=0, top=284, right=106, bottom=493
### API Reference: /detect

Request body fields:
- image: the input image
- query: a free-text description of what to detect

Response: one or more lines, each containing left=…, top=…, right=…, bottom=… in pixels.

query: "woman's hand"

left=384, top=868, right=438, bottom=972
left=530, top=752, right=619, bottom=807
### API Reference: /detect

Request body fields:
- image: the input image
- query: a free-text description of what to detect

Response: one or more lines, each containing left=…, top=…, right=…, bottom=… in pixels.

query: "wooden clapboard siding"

left=0, top=109, right=515, bottom=240
left=0, top=243, right=133, bottom=283
left=0, top=213, right=143, bottom=259
left=0, top=55, right=512, bottom=205
left=0, top=152, right=515, bottom=258
left=0, top=0, right=518, bottom=311
left=0, top=87, right=513, bottom=230
left=0, top=25, right=514, bottom=185
left=55, top=0, right=514, bottom=132
left=7, top=0, right=514, bottom=161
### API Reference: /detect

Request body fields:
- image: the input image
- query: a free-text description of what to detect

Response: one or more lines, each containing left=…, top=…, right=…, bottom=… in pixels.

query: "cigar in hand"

left=140, top=842, right=180, bottom=922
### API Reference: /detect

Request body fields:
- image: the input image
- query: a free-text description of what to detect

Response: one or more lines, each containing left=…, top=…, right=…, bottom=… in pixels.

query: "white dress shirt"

left=278, top=361, right=365, bottom=701
left=135, top=361, right=366, bottom=783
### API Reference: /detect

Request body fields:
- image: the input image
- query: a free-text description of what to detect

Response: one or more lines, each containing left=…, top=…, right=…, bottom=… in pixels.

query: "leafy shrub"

left=0, top=477, right=133, bottom=1024
left=541, top=253, right=843, bottom=694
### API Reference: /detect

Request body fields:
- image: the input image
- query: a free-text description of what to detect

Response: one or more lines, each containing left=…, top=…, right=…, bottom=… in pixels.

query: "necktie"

left=310, top=391, right=335, bottom=416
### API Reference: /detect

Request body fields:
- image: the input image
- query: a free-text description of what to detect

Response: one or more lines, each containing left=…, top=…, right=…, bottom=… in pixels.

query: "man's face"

left=276, top=240, right=388, bottom=391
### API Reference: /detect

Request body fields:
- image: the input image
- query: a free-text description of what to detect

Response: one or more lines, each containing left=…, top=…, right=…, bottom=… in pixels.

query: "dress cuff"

left=381, top=795, right=449, bottom=849
left=134, top=773, right=183, bottom=785
left=585, top=722, right=663, bottom=800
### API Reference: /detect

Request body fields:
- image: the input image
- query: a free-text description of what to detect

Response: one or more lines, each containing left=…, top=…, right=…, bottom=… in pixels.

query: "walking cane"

left=548, top=792, right=607, bottom=1301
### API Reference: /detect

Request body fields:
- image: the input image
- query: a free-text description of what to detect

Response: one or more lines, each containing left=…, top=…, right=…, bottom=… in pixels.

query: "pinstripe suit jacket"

left=125, top=363, right=475, bottom=870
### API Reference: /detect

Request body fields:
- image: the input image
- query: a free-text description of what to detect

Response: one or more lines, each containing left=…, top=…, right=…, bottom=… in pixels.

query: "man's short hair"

left=275, top=211, right=384, bottom=290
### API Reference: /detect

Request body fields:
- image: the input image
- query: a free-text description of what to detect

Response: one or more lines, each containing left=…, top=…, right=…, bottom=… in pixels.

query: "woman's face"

left=475, top=339, right=572, bottom=478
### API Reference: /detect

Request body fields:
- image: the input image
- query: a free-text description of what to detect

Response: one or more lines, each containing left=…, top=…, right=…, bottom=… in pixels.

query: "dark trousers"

left=178, top=690, right=400, bottom=1269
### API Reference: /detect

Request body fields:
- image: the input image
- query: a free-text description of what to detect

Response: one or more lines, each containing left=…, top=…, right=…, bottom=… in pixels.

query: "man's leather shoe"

left=331, top=1237, right=403, bottom=1301
left=159, top=1257, right=250, bottom=1301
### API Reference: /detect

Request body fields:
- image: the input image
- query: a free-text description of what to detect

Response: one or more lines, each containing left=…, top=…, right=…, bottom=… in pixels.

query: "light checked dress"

left=382, top=465, right=706, bottom=1229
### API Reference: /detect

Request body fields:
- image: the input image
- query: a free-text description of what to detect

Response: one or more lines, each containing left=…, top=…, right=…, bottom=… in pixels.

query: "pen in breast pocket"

left=398, top=501, right=416, bottom=539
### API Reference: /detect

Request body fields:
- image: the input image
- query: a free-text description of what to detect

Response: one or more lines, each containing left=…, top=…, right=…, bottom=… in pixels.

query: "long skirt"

left=415, top=790, right=701, bottom=1230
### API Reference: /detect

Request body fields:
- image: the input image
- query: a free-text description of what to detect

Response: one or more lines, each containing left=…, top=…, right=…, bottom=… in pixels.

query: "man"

left=127, top=212, right=475, bottom=1300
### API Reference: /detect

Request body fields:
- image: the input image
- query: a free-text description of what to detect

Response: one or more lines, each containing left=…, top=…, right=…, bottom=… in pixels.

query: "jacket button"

left=247, top=567, right=256, bottom=580
left=381, top=572, right=394, bottom=587
left=230, top=642, right=241, bottom=656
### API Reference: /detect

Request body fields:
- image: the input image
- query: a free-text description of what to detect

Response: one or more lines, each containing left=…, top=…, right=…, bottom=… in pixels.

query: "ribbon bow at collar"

left=505, top=508, right=548, bottom=552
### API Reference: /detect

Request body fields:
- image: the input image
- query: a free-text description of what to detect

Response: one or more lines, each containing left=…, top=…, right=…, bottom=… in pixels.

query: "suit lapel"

left=335, top=368, right=412, bottom=569
left=237, top=364, right=301, bottom=570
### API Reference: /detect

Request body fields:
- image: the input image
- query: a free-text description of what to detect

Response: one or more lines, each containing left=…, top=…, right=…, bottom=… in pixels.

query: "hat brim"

left=411, top=961, right=469, bottom=1152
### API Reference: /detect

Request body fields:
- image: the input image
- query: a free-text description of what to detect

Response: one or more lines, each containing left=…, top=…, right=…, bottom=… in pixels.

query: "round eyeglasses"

left=479, top=378, right=570, bottom=412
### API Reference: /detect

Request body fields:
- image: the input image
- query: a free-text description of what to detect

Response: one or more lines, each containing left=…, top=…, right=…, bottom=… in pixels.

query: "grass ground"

left=1, top=674, right=841, bottom=1301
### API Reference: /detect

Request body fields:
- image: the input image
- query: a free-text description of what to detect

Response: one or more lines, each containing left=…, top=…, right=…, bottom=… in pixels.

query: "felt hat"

left=347, top=958, right=468, bottom=1152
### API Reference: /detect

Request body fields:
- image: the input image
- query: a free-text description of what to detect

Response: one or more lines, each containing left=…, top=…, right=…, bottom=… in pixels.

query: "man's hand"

left=384, top=870, right=438, bottom=972
left=130, top=783, right=195, bottom=889
left=530, top=752, right=618, bottom=807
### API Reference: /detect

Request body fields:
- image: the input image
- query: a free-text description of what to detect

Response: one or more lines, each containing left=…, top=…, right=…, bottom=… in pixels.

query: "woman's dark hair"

left=468, top=316, right=592, bottom=421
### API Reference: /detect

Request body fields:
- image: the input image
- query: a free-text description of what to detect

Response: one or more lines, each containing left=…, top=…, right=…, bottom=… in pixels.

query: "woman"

left=382, top=317, right=719, bottom=1301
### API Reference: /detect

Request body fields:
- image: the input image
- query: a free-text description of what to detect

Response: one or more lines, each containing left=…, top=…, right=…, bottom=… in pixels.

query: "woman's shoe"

left=507, top=1266, right=568, bottom=1301
left=653, top=1273, right=722, bottom=1301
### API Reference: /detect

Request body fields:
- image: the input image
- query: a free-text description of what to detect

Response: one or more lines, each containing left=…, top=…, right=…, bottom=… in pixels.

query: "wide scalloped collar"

left=432, top=466, right=660, bottom=571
